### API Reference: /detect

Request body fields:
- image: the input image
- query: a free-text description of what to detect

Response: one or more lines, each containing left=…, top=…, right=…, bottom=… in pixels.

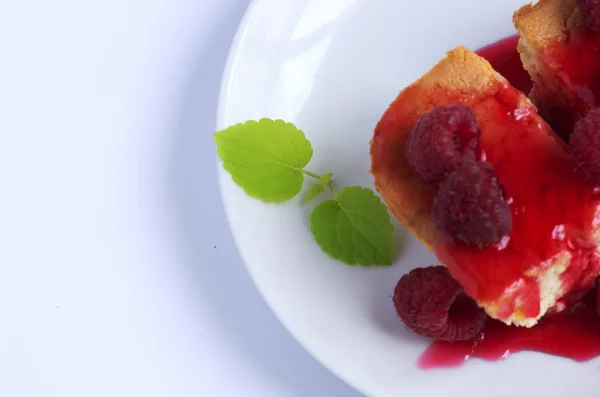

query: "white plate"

left=216, top=0, right=600, bottom=396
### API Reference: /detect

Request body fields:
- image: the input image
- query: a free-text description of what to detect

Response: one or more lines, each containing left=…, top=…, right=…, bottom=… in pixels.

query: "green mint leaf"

left=305, top=183, right=325, bottom=202
left=319, top=172, right=333, bottom=185
left=214, top=118, right=313, bottom=203
left=310, top=187, right=394, bottom=266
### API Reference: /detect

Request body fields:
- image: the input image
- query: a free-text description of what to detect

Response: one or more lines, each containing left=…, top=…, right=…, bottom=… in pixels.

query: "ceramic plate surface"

left=217, top=1, right=599, bottom=395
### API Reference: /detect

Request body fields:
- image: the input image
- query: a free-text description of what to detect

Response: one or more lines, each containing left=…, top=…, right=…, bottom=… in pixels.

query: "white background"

left=0, top=0, right=362, bottom=396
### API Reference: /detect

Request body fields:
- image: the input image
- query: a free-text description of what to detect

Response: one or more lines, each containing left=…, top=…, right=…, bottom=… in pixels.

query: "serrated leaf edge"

left=310, top=186, right=395, bottom=266
left=213, top=118, right=313, bottom=203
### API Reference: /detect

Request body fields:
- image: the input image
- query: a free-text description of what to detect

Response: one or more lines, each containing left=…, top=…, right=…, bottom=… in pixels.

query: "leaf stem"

left=300, top=168, right=337, bottom=197
left=327, top=181, right=337, bottom=198
left=300, top=169, right=321, bottom=180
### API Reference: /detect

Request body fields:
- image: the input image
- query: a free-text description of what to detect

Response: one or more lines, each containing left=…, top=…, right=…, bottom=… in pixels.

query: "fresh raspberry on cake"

left=406, top=105, right=481, bottom=182
left=432, top=161, right=511, bottom=246
left=570, top=108, right=600, bottom=182
left=578, top=0, right=600, bottom=32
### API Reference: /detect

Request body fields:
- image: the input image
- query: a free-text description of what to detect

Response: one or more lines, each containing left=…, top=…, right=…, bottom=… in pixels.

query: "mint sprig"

left=214, top=118, right=395, bottom=266
left=305, top=172, right=333, bottom=202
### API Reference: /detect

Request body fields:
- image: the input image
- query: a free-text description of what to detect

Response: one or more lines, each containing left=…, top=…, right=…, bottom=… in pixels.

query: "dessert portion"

left=370, top=46, right=600, bottom=330
left=514, top=0, right=600, bottom=137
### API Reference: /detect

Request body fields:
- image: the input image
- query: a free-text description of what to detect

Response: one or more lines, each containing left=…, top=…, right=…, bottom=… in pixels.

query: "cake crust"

left=513, top=0, right=581, bottom=47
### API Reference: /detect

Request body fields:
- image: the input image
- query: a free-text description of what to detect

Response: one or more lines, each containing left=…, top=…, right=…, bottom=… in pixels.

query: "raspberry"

left=393, top=266, right=486, bottom=341
left=570, top=108, right=600, bottom=183
left=406, top=105, right=481, bottom=182
left=433, top=161, right=512, bottom=246
left=578, top=0, right=600, bottom=33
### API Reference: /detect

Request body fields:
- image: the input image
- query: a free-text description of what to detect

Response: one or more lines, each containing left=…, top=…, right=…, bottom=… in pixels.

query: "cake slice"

left=514, top=0, right=600, bottom=136
left=370, top=46, right=600, bottom=327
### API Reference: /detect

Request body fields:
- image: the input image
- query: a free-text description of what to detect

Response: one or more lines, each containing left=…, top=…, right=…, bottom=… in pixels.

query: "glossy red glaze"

left=476, top=35, right=533, bottom=94
left=531, top=27, right=600, bottom=136
left=433, top=37, right=600, bottom=318
left=420, top=37, right=600, bottom=368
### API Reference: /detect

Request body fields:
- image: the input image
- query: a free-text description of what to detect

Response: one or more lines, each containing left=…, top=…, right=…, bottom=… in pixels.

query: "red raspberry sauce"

left=419, top=303, right=600, bottom=369
left=476, top=36, right=533, bottom=95
left=421, top=36, right=600, bottom=369
left=531, top=27, right=600, bottom=137
left=435, top=35, right=600, bottom=320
